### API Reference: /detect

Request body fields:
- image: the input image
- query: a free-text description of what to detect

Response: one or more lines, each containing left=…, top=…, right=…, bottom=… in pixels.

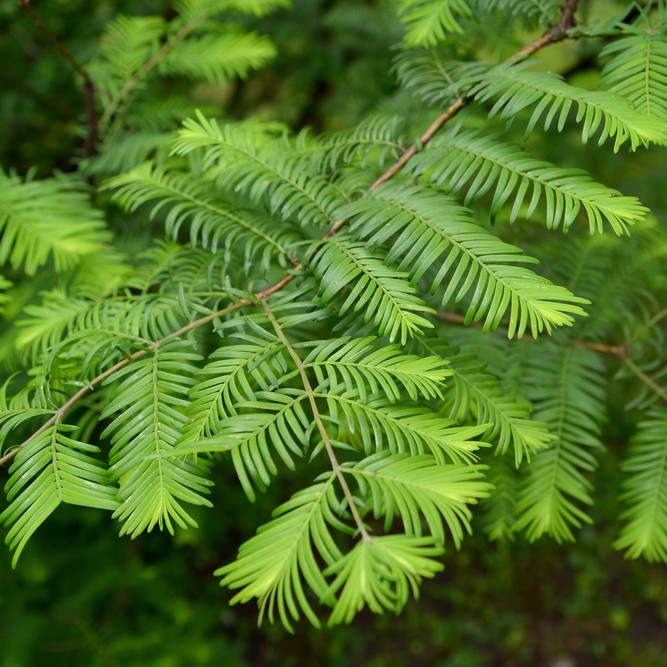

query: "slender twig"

left=0, top=301, right=244, bottom=467
left=624, top=356, right=667, bottom=405
left=19, top=0, right=98, bottom=157
left=260, top=299, right=372, bottom=542
left=573, top=340, right=628, bottom=357
left=1, top=0, right=583, bottom=468
left=370, top=0, right=579, bottom=190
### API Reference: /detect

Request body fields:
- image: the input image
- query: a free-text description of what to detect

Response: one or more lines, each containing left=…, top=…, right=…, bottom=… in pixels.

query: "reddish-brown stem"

left=572, top=340, right=627, bottom=358
left=19, top=0, right=98, bottom=157
left=370, top=0, right=578, bottom=190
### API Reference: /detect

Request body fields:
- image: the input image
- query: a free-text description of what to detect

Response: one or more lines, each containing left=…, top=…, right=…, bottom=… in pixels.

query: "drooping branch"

left=19, top=0, right=98, bottom=157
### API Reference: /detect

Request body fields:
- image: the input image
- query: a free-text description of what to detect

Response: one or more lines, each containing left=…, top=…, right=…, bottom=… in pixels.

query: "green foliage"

left=408, top=128, right=648, bottom=234
left=343, top=184, right=588, bottom=336
left=615, top=410, right=667, bottom=562
left=0, top=421, right=118, bottom=566
left=599, top=27, right=667, bottom=118
left=469, top=60, right=667, bottom=150
left=0, top=172, right=109, bottom=275
left=2, top=0, right=667, bottom=637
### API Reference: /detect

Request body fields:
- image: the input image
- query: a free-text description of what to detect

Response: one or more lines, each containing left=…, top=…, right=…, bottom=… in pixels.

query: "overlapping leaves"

left=409, top=129, right=648, bottom=234
left=343, top=183, right=588, bottom=337
left=1, top=421, right=118, bottom=566
left=469, top=61, right=667, bottom=151
left=100, top=339, right=213, bottom=537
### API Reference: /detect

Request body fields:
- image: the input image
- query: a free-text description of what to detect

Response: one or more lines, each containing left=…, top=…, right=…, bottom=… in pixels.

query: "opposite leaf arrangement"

left=2, top=0, right=667, bottom=629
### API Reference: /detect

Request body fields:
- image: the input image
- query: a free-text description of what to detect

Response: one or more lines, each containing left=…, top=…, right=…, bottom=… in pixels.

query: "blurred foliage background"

left=1, top=0, right=667, bottom=665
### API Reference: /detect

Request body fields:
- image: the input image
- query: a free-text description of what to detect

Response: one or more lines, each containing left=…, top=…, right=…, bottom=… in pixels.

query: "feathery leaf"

left=614, top=410, right=667, bottom=562
left=308, top=235, right=435, bottom=344
left=409, top=128, right=648, bottom=234
left=100, top=339, right=213, bottom=537
left=1, top=421, right=118, bottom=566
left=344, top=183, right=589, bottom=337
left=344, top=452, right=490, bottom=547
left=469, top=61, right=667, bottom=151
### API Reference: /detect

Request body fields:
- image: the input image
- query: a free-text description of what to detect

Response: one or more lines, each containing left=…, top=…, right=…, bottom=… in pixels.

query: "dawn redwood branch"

left=0, top=301, right=244, bottom=467
left=19, top=0, right=98, bottom=157
left=1, top=0, right=581, bottom=468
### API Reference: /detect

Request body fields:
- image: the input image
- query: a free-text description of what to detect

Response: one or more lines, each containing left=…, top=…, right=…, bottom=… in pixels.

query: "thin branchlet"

left=19, top=0, right=98, bottom=157
left=259, top=298, right=372, bottom=542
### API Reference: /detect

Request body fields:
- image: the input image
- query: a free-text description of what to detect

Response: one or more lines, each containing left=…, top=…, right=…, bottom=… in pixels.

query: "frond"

left=216, top=475, right=344, bottom=631
left=100, top=339, right=213, bottom=538
left=495, top=0, right=559, bottom=25
left=159, top=29, right=276, bottom=85
left=0, top=381, right=54, bottom=451
left=15, top=291, right=96, bottom=358
left=398, top=0, right=475, bottom=43
left=175, top=0, right=289, bottom=20
left=87, top=131, right=174, bottom=175
left=172, top=112, right=346, bottom=227
left=179, top=331, right=288, bottom=444
left=302, top=336, right=450, bottom=401
left=177, top=390, right=311, bottom=500
left=434, top=343, right=552, bottom=463
left=310, top=114, right=405, bottom=172
left=105, top=162, right=299, bottom=268
left=325, top=535, right=444, bottom=625
left=600, top=29, right=667, bottom=118
left=344, top=452, right=491, bottom=547
left=323, top=392, right=488, bottom=464
left=469, top=61, right=667, bottom=151
left=65, top=248, right=133, bottom=300
left=90, top=16, right=167, bottom=98
left=480, top=452, right=520, bottom=540
left=0, top=275, right=12, bottom=315
left=307, top=235, right=434, bottom=345
left=514, top=343, right=607, bottom=542
left=614, top=410, right=667, bottom=562
left=129, top=241, right=230, bottom=294
left=344, top=183, right=588, bottom=337
left=0, top=172, right=110, bottom=275
left=1, top=421, right=118, bottom=566
left=409, top=128, right=648, bottom=234
left=15, top=288, right=195, bottom=361
left=393, top=48, right=487, bottom=106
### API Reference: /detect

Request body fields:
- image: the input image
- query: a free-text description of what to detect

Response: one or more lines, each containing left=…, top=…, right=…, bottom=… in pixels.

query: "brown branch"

left=572, top=340, right=627, bottom=357
left=19, top=0, right=98, bottom=157
left=0, top=301, right=245, bottom=467
left=370, top=0, right=579, bottom=190
left=1, top=0, right=583, bottom=468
